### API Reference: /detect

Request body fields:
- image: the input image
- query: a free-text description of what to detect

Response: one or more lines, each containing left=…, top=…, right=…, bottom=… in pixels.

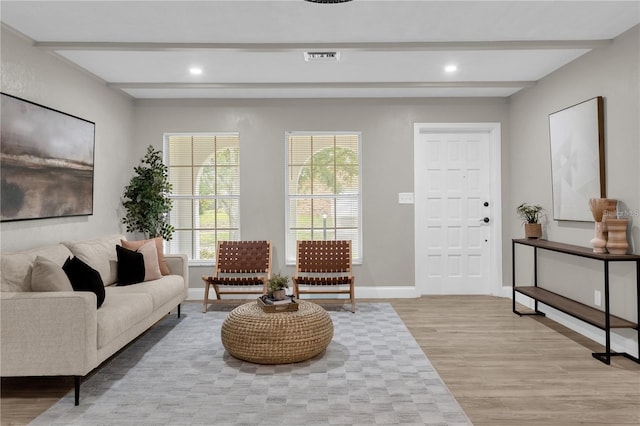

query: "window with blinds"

left=164, top=133, right=240, bottom=262
left=286, top=132, right=362, bottom=263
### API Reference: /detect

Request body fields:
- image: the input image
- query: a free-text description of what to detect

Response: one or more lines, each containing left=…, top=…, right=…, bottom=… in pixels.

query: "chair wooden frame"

left=202, top=240, right=272, bottom=313
left=292, top=240, right=355, bottom=313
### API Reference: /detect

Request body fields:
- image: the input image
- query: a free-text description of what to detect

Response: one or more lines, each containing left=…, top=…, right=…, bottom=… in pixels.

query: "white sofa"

left=0, top=234, right=188, bottom=405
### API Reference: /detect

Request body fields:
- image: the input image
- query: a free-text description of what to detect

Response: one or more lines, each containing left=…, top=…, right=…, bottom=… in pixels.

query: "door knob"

left=484, top=201, right=489, bottom=207
left=482, top=217, right=490, bottom=223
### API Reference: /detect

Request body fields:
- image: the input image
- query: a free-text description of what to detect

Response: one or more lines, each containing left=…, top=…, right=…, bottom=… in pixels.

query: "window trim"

left=163, top=132, right=241, bottom=265
left=284, top=131, right=363, bottom=265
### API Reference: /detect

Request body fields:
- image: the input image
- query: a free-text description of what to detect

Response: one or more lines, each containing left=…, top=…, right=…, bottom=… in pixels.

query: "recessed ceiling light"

left=445, top=65, right=458, bottom=73
left=189, top=67, right=203, bottom=75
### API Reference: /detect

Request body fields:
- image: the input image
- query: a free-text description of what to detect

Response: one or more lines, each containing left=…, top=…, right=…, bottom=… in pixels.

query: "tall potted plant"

left=122, top=145, right=174, bottom=240
left=516, top=203, right=544, bottom=239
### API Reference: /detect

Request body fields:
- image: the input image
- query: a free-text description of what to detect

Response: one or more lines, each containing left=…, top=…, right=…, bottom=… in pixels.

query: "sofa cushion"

left=63, top=257, right=106, bottom=308
left=1, top=244, right=73, bottom=292
left=138, top=241, right=162, bottom=281
left=31, top=256, right=74, bottom=292
left=116, top=245, right=145, bottom=285
left=97, top=289, right=154, bottom=349
left=121, top=238, right=170, bottom=276
left=63, top=235, right=123, bottom=286
left=108, top=275, right=185, bottom=311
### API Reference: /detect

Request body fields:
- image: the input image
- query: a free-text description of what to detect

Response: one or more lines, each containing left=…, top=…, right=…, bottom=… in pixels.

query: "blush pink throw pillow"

left=121, top=238, right=170, bottom=275
left=137, top=241, right=162, bottom=281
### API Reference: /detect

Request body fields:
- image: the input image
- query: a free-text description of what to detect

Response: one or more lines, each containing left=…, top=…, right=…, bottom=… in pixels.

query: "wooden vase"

left=604, top=218, right=629, bottom=255
left=590, top=221, right=607, bottom=253
left=524, top=223, right=542, bottom=239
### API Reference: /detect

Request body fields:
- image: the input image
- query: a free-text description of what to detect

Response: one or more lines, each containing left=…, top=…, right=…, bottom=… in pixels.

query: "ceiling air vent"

left=304, top=51, right=341, bottom=62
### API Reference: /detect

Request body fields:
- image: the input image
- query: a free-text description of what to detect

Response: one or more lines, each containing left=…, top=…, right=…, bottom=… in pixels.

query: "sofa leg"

left=74, top=376, right=81, bottom=406
left=178, top=304, right=181, bottom=318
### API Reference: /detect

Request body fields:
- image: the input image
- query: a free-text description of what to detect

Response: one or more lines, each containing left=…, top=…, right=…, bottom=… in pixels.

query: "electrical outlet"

left=398, top=192, right=414, bottom=204
left=594, top=290, right=602, bottom=307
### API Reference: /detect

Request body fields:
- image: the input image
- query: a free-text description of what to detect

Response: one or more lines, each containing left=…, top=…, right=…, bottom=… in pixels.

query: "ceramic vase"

left=604, top=218, right=629, bottom=255
left=272, top=289, right=287, bottom=300
left=589, top=198, right=607, bottom=222
left=590, top=221, right=608, bottom=253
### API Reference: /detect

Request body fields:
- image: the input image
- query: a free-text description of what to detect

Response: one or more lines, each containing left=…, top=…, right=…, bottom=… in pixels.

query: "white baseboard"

left=187, top=286, right=419, bottom=302
left=501, top=286, right=639, bottom=359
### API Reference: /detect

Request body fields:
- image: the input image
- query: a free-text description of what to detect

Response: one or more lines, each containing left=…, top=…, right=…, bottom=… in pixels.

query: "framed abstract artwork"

left=1, top=93, right=95, bottom=222
left=549, top=96, right=605, bottom=222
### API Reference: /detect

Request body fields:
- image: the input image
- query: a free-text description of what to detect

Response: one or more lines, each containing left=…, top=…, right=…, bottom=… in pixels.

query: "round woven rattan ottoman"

left=221, top=300, right=334, bottom=364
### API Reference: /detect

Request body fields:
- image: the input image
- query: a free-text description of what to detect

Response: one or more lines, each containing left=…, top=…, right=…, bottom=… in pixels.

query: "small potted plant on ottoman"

left=267, top=274, right=289, bottom=301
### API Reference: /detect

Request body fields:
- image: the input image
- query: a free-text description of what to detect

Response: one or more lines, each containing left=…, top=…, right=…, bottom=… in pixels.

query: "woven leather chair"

left=293, top=240, right=355, bottom=313
left=202, top=240, right=272, bottom=313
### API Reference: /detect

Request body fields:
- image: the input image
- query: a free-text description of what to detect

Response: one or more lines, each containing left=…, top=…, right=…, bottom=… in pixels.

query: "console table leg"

left=592, top=261, right=613, bottom=365
left=533, top=247, right=540, bottom=314
left=74, top=376, right=81, bottom=405
left=604, top=261, right=611, bottom=364
left=636, top=260, right=640, bottom=364
left=512, top=240, right=517, bottom=314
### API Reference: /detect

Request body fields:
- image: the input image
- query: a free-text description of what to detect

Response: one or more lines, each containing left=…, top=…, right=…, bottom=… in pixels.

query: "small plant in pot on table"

left=267, top=274, right=289, bottom=301
left=517, top=203, right=544, bottom=239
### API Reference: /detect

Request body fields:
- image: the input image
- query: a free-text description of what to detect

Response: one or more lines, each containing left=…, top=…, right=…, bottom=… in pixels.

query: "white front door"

left=414, top=123, right=502, bottom=295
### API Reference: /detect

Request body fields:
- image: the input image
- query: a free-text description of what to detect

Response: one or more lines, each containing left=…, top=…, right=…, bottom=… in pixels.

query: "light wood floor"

left=2, top=296, right=639, bottom=425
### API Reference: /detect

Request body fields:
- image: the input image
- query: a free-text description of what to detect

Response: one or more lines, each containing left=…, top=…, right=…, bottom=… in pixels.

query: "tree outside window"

left=165, top=133, right=240, bottom=261
left=286, top=132, right=361, bottom=263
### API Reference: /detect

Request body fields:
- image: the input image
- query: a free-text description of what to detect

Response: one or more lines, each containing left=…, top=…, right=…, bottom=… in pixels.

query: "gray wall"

left=0, top=26, right=136, bottom=250
left=508, top=25, right=639, bottom=321
left=134, top=98, right=510, bottom=289
left=2, top=19, right=638, bottom=323
left=1, top=23, right=510, bottom=292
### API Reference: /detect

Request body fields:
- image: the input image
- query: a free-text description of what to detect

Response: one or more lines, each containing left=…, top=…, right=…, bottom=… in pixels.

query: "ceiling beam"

left=108, top=81, right=536, bottom=90
left=35, top=40, right=610, bottom=52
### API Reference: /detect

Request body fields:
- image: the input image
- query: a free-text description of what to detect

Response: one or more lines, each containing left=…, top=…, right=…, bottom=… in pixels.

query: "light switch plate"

left=398, top=192, right=414, bottom=204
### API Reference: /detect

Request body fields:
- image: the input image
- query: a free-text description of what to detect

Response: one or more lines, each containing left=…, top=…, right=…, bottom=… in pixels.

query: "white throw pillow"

left=1, top=244, right=73, bottom=292
left=63, top=235, right=123, bottom=286
left=138, top=241, right=162, bottom=281
left=31, top=256, right=73, bottom=292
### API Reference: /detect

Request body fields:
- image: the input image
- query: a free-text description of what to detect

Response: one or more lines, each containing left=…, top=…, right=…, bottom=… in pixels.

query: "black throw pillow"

left=116, top=245, right=145, bottom=286
left=62, top=256, right=106, bottom=309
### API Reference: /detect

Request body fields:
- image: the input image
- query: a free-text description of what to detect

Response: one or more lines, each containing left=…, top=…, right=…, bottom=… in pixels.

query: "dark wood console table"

left=512, top=238, right=640, bottom=365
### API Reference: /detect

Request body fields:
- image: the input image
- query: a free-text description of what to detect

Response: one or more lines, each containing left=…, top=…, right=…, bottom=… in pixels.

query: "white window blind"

left=285, top=132, right=362, bottom=263
left=164, top=133, right=240, bottom=262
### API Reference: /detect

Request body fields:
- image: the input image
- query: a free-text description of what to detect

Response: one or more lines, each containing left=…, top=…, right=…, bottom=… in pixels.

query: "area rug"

left=32, top=303, right=471, bottom=425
